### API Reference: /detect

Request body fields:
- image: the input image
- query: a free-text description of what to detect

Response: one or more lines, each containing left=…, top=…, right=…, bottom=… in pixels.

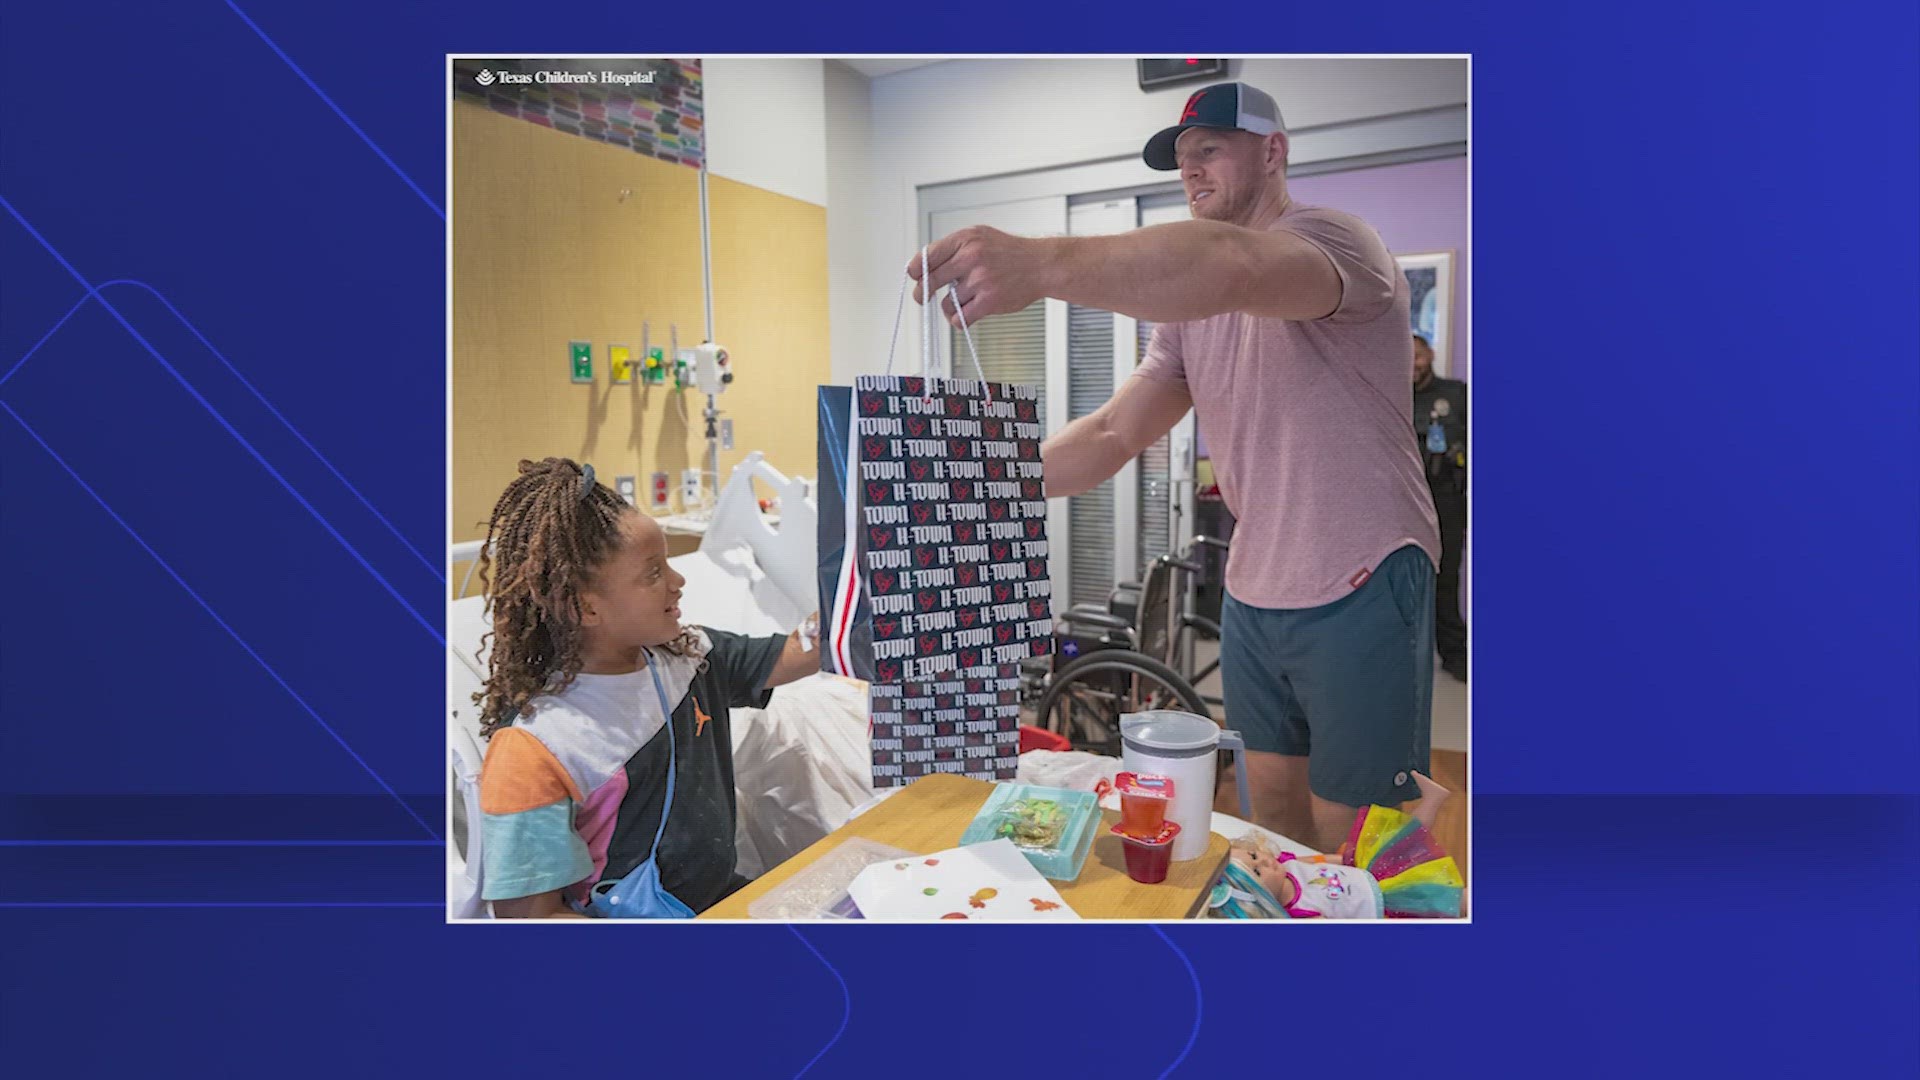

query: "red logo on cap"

left=1181, top=92, right=1202, bottom=122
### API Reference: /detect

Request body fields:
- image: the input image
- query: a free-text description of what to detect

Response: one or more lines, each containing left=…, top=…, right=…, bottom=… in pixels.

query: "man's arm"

left=1042, top=375, right=1193, bottom=498
left=910, top=221, right=1342, bottom=328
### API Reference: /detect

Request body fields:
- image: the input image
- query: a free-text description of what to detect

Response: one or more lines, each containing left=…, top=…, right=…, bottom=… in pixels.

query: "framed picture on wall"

left=1395, top=250, right=1455, bottom=377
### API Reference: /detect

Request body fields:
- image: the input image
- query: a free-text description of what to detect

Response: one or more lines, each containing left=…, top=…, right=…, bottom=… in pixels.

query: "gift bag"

left=817, top=264, right=1056, bottom=787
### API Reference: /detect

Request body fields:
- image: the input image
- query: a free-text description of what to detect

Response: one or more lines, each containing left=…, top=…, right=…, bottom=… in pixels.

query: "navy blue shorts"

left=1219, top=544, right=1434, bottom=807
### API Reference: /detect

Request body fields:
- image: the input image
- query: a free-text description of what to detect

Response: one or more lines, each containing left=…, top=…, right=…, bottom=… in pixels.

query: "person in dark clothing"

left=1412, top=335, right=1467, bottom=682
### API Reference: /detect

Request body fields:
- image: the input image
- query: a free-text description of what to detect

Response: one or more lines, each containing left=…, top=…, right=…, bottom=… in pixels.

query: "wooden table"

left=702, top=773, right=1230, bottom=920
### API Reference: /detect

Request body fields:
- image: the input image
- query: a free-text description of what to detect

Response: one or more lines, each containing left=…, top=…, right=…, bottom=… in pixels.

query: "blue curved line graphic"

left=786, top=927, right=850, bottom=1078
left=106, top=280, right=441, bottom=582
left=223, top=0, right=444, bottom=221
left=0, top=291, right=92, bottom=389
left=0, top=196, right=443, bottom=645
left=1152, top=925, right=1203, bottom=1078
left=4, top=279, right=441, bottom=583
left=0, top=400, right=439, bottom=839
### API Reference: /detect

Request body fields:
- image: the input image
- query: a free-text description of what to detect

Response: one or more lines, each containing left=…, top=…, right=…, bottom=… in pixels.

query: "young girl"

left=472, top=458, right=819, bottom=918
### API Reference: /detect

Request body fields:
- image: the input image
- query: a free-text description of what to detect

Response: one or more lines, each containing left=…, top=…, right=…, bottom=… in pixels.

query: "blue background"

left=2, top=2, right=1915, bottom=1075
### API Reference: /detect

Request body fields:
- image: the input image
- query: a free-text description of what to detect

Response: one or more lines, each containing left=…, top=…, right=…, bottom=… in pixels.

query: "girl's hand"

left=766, top=616, right=822, bottom=688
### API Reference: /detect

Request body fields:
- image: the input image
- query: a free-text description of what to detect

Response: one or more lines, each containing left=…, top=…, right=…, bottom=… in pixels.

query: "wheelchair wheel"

left=1035, top=650, right=1211, bottom=755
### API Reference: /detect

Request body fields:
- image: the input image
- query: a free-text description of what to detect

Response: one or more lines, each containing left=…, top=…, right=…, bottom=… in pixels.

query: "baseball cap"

left=1142, top=81, right=1286, bottom=171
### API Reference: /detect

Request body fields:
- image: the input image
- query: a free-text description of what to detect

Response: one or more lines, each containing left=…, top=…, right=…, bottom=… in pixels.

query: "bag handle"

left=885, top=245, right=989, bottom=401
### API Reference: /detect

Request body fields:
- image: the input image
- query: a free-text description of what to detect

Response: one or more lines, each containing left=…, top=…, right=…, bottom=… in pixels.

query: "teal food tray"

left=960, top=783, right=1101, bottom=881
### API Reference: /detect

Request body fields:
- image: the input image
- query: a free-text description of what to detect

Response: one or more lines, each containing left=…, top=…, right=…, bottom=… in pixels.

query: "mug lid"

left=1120, top=711, right=1220, bottom=752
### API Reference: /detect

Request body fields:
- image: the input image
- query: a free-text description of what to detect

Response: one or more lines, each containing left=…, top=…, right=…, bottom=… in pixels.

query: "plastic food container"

left=1113, top=772, right=1174, bottom=837
left=960, top=783, right=1102, bottom=881
left=1111, top=820, right=1182, bottom=884
left=746, top=837, right=917, bottom=920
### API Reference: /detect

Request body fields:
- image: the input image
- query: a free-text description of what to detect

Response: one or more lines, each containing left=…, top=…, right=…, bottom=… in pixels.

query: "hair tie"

left=578, top=463, right=596, bottom=501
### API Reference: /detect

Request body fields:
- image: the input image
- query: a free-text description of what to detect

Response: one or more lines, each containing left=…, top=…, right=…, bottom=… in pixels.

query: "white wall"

left=824, top=60, right=878, bottom=385
left=837, top=57, right=1469, bottom=381
left=701, top=58, right=828, bottom=207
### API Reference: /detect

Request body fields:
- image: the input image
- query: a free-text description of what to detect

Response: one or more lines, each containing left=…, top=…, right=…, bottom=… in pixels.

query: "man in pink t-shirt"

left=908, top=82, right=1443, bottom=851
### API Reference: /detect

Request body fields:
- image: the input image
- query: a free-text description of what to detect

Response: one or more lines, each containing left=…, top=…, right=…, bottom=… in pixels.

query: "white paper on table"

left=846, top=838, right=1081, bottom=922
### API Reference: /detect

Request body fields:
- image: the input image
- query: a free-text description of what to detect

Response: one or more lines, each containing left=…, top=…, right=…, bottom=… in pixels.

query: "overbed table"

left=701, top=773, right=1230, bottom=920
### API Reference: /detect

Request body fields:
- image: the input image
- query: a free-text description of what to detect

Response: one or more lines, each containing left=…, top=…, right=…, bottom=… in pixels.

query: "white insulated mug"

left=1119, top=711, right=1251, bottom=862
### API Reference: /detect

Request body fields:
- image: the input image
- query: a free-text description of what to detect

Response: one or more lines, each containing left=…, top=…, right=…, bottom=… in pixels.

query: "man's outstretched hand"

left=906, top=225, right=1053, bottom=329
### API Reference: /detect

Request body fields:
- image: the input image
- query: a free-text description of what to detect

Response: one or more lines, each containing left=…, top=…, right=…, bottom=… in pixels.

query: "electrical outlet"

left=614, top=475, right=637, bottom=506
left=681, top=468, right=702, bottom=508
left=720, top=418, right=734, bottom=450
left=649, top=472, right=670, bottom=509
left=609, top=345, right=633, bottom=385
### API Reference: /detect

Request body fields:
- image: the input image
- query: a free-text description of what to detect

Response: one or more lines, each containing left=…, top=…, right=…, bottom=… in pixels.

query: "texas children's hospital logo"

left=471, top=66, right=655, bottom=87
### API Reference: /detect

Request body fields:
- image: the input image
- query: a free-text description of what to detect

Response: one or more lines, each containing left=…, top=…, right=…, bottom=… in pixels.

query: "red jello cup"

left=1114, top=772, right=1174, bottom=837
left=1111, top=820, right=1181, bottom=884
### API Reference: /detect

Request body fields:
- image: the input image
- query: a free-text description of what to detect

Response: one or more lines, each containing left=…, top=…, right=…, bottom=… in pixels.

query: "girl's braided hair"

left=472, top=457, right=700, bottom=738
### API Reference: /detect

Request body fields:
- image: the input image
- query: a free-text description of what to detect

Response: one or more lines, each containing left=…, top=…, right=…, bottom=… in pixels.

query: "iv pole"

left=698, top=163, right=720, bottom=509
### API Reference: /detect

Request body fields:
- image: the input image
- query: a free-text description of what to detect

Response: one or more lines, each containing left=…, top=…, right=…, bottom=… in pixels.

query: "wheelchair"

left=1020, top=535, right=1229, bottom=755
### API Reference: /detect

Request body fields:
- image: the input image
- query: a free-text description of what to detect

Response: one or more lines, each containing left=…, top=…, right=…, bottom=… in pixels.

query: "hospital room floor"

left=1185, top=640, right=1471, bottom=888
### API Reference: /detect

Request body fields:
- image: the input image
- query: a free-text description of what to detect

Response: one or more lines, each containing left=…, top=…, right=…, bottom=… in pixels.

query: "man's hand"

left=907, top=225, right=1054, bottom=329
